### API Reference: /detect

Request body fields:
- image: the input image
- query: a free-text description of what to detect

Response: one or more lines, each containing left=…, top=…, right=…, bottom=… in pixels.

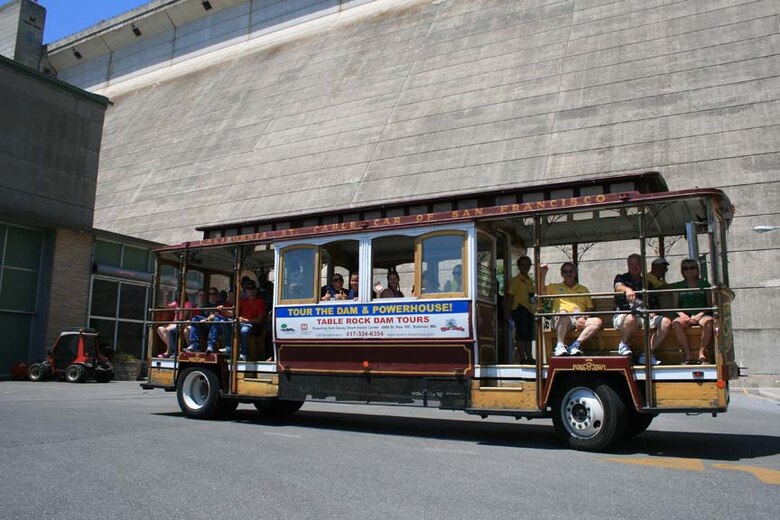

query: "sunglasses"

left=208, top=291, right=218, bottom=295
left=561, top=270, right=576, bottom=274
left=333, top=278, right=343, bottom=282
left=683, top=266, right=698, bottom=271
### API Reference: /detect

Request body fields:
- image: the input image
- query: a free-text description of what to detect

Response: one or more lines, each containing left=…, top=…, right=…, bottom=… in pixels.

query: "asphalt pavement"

left=1, top=381, right=778, bottom=520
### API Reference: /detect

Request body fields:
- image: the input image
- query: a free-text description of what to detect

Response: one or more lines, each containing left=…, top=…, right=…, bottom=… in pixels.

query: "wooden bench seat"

left=541, top=297, right=709, bottom=364
left=541, top=327, right=706, bottom=364
left=151, top=327, right=271, bottom=360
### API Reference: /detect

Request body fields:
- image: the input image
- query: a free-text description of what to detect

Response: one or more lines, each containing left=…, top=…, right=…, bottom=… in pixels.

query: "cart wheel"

left=552, top=379, right=626, bottom=451
left=176, top=367, right=222, bottom=419
left=65, top=364, right=86, bottom=383
left=95, top=370, right=113, bottom=383
left=28, top=363, right=45, bottom=382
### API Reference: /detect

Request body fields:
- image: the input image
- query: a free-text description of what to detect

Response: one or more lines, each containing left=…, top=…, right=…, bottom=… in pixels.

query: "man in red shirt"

left=234, top=280, right=265, bottom=360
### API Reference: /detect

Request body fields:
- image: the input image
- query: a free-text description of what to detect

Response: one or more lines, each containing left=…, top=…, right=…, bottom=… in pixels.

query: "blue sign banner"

left=275, top=300, right=472, bottom=340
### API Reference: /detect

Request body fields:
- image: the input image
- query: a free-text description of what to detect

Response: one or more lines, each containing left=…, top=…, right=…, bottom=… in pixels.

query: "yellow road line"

left=712, top=464, right=780, bottom=485
left=602, top=457, right=705, bottom=471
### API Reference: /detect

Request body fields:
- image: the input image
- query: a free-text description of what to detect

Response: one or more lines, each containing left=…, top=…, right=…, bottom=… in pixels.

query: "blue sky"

left=39, top=0, right=151, bottom=43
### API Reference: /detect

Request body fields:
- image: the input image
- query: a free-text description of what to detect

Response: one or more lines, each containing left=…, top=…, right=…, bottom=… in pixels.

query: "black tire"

left=176, top=367, right=222, bottom=419
left=552, top=379, right=626, bottom=452
left=65, top=364, right=86, bottom=384
left=253, top=400, right=273, bottom=415
left=216, top=398, right=239, bottom=418
left=28, top=363, right=45, bottom=382
left=273, top=399, right=304, bottom=415
left=253, top=399, right=304, bottom=416
left=95, top=370, right=113, bottom=383
left=625, top=411, right=655, bottom=437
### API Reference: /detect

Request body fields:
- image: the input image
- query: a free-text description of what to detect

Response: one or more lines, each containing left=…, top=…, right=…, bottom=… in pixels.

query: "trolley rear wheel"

left=552, top=379, right=626, bottom=452
left=177, top=367, right=222, bottom=419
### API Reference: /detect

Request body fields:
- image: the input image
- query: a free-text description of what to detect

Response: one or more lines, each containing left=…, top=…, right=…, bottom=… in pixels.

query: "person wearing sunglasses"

left=321, top=274, right=349, bottom=301
left=539, top=262, right=602, bottom=357
left=671, top=259, right=713, bottom=364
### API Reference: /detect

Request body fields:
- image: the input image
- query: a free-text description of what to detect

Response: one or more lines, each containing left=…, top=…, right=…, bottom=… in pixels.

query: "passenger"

left=647, top=257, right=670, bottom=289
left=240, top=276, right=255, bottom=299
left=422, top=270, right=439, bottom=293
left=182, top=289, right=207, bottom=348
left=157, top=291, right=192, bottom=358
left=211, top=289, right=235, bottom=352
left=235, top=280, right=266, bottom=360
left=539, top=263, right=602, bottom=357
left=257, top=271, right=274, bottom=310
left=347, top=273, right=359, bottom=300
left=187, top=287, right=221, bottom=353
left=380, top=271, right=404, bottom=298
left=321, top=273, right=348, bottom=300
left=507, top=256, right=535, bottom=363
left=613, top=254, right=672, bottom=364
left=671, top=259, right=714, bottom=364
left=443, top=264, right=462, bottom=292
left=219, top=289, right=228, bottom=305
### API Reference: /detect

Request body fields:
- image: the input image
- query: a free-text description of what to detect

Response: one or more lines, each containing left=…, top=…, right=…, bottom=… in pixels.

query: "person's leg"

left=577, top=317, right=602, bottom=344
left=167, top=327, right=178, bottom=356
left=650, top=315, right=671, bottom=351
left=239, top=323, right=253, bottom=359
left=555, top=315, right=572, bottom=345
left=220, top=320, right=233, bottom=354
left=510, top=308, right=523, bottom=363
left=188, top=316, right=204, bottom=351
left=620, top=314, right=639, bottom=345
left=699, top=316, right=714, bottom=362
left=157, top=325, right=169, bottom=347
left=515, top=307, right=534, bottom=362
left=206, top=321, right=221, bottom=353
left=672, top=318, right=693, bottom=362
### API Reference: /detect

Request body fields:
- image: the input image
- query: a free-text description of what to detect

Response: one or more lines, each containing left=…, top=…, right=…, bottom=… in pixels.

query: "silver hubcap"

left=182, top=371, right=210, bottom=411
left=561, top=387, right=605, bottom=440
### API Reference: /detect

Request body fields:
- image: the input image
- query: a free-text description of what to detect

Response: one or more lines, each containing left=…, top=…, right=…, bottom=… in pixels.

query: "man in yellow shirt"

left=507, top=256, right=535, bottom=363
left=647, top=257, right=669, bottom=289
left=540, top=262, right=603, bottom=356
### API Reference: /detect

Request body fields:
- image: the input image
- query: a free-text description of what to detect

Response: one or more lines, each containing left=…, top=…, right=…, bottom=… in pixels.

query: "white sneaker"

left=638, top=354, right=661, bottom=365
left=617, top=343, right=632, bottom=356
left=553, top=344, right=568, bottom=356
left=239, top=354, right=246, bottom=361
left=568, top=344, right=583, bottom=356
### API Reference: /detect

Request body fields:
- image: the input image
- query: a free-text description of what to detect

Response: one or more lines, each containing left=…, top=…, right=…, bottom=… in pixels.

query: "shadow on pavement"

left=150, top=407, right=780, bottom=459
left=613, top=430, right=780, bottom=460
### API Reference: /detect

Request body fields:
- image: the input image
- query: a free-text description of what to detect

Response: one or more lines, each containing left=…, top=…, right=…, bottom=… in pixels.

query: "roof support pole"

left=639, top=209, right=654, bottom=408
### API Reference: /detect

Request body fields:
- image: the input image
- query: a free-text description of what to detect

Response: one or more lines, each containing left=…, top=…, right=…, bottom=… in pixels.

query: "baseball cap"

left=652, top=258, right=669, bottom=266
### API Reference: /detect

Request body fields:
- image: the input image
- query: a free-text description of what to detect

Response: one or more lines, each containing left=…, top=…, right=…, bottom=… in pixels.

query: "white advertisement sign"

left=275, top=300, right=471, bottom=340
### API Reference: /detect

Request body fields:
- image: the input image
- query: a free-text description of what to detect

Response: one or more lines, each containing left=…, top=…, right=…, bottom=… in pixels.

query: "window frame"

left=274, top=223, right=474, bottom=305
left=276, top=244, right=320, bottom=305
left=414, top=230, right=468, bottom=300
left=475, top=231, right=496, bottom=304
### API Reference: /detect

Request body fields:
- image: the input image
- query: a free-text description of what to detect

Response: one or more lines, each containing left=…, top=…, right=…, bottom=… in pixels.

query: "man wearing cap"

left=647, top=257, right=669, bottom=290
left=613, top=254, right=671, bottom=364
